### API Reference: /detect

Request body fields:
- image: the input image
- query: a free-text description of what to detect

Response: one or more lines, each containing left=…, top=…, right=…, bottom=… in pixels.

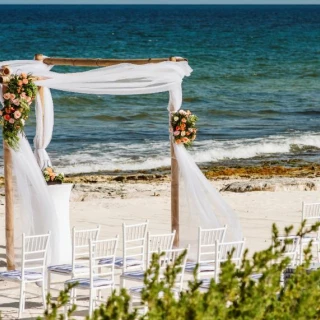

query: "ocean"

left=0, top=5, right=319, bottom=174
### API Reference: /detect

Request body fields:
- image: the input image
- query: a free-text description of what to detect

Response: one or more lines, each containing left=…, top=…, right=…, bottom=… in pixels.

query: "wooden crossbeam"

left=35, top=53, right=187, bottom=67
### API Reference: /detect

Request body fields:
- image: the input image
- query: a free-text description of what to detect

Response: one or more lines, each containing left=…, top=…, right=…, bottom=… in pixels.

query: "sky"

left=0, top=0, right=319, bottom=4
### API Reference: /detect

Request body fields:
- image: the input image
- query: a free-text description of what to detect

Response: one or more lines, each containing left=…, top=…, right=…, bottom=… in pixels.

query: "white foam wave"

left=53, top=132, right=320, bottom=174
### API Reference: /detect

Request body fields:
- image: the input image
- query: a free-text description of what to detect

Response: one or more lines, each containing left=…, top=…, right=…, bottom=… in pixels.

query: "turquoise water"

left=0, top=5, right=320, bottom=173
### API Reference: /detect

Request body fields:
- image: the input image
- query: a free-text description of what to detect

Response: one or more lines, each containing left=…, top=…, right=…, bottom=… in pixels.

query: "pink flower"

left=12, top=99, right=20, bottom=106
left=3, top=93, right=11, bottom=100
left=10, top=94, right=15, bottom=100
left=181, top=118, right=187, bottom=123
left=9, top=118, right=15, bottom=124
left=22, top=78, right=28, bottom=85
left=179, top=110, right=186, bottom=115
left=173, top=131, right=180, bottom=136
left=14, top=111, right=21, bottom=119
left=20, top=92, right=27, bottom=99
left=0, top=111, right=2, bottom=116
left=26, top=96, right=32, bottom=103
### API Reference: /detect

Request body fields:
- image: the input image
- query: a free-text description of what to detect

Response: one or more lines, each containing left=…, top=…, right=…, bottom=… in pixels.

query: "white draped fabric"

left=1, top=58, right=242, bottom=263
left=11, top=136, right=62, bottom=265
left=34, top=87, right=54, bottom=169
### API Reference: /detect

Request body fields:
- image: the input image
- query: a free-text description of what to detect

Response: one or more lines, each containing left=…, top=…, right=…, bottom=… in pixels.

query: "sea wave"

left=51, top=132, right=320, bottom=174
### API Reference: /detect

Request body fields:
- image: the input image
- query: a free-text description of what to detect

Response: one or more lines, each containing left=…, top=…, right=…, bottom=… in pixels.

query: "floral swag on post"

left=171, top=109, right=198, bottom=147
left=43, top=167, right=65, bottom=185
left=0, top=73, right=37, bottom=150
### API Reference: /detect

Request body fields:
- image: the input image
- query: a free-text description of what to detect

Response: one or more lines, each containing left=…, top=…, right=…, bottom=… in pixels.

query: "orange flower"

left=180, top=124, right=186, bottom=130
left=22, top=78, right=28, bottom=85
left=176, top=139, right=181, bottom=144
left=18, top=80, right=23, bottom=86
left=46, top=167, right=53, bottom=174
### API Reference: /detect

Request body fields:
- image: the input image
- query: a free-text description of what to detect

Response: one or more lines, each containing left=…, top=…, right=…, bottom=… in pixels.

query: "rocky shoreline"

left=0, top=163, right=319, bottom=204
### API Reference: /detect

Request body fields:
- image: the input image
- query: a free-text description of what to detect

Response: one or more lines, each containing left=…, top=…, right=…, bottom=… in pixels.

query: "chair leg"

left=89, top=289, right=94, bottom=316
left=42, top=280, right=47, bottom=310
left=47, top=271, right=51, bottom=297
left=18, top=282, right=25, bottom=319
left=120, top=277, right=125, bottom=289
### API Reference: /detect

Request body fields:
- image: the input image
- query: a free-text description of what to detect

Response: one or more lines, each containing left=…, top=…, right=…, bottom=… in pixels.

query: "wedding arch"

left=0, top=54, right=243, bottom=270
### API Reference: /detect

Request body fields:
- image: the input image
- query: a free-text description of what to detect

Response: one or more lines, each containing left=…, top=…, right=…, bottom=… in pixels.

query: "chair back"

left=276, top=235, right=300, bottom=266
left=122, top=220, right=148, bottom=271
left=197, top=226, right=227, bottom=264
left=21, top=232, right=51, bottom=281
left=214, top=239, right=245, bottom=282
left=146, top=231, right=176, bottom=267
left=72, top=226, right=100, bottom=271
left=89, top=236, right=119, bottom=285
left=302, top=202, right=320, bottom=228
left=158, top=246, right=189, bottom=292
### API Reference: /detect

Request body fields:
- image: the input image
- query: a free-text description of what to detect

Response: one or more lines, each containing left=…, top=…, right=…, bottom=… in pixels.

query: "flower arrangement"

left=43, top=167, right=65, bottom=185
left=171, top=109, right=198, bottom=147
left=0, top=73, right=37, bottom=150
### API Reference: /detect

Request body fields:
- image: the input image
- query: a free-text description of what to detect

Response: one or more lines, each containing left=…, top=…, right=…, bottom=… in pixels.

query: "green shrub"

left=40, top=222, right=320, bottom=320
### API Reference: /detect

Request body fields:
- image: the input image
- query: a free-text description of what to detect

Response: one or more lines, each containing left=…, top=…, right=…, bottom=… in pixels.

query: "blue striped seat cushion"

left=121, top=270, right=145, bottom=280
left=48, top=264, right=89, bottom=274
left=129, top=286, right=180, bottom=297
left=185, top=262, right=215, bottom=273
left=301, top=236, right=318, bottom=243
left=0, top=270, right=42, bottom=281
left=250, top=273, right=263, bottom=282
left=199, top=278, right=212, bottom=289
left=99, top=257, right=143, bottom=268
left=65, top=277, right=113, bottom=288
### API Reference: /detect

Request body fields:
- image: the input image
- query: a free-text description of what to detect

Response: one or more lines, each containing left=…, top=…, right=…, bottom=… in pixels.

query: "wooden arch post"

left=1, top=65, right=15, bottom=270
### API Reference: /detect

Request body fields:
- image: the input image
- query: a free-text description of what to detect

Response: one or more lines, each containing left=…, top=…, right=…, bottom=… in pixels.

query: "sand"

left=0, top=178, right=319, bottom=319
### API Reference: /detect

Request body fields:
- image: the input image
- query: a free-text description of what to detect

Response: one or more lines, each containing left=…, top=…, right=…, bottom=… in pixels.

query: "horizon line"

left=0, top=3, right=319, bottom=5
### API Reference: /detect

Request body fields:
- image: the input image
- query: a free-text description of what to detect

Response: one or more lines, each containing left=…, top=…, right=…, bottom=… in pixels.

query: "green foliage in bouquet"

left=171, top=109, right=197, bottom=147
left=0, top=73, right=37, bottom=150
left=43, top=167, right=65, bottom=184
left=38, top=221, right=320, bottom=320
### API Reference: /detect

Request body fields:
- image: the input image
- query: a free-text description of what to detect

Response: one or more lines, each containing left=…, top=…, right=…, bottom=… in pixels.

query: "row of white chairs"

left=2, top=200, right=319, bottom=318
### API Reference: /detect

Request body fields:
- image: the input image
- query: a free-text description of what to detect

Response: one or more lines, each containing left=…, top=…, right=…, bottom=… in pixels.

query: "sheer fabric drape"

left=34, top=87, right=54, bottom=169
left=168, top=91, right=243, bottom=257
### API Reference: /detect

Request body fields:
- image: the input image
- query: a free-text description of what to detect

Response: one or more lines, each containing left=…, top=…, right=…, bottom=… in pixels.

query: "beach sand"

left=0, top=177, right=319, bottom=319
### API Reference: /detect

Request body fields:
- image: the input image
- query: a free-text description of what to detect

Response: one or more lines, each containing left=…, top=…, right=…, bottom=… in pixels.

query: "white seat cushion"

left=66, top=277, right=113, bottom=288
left=48, top=264, right=89, bottom=274
left=185, top=262, right=215, bottom=273
left=99, top=257, right=143, bottom=269
left=0, top=270, right=42, bottom=281
left=121, top=270, right=145, bottom=281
